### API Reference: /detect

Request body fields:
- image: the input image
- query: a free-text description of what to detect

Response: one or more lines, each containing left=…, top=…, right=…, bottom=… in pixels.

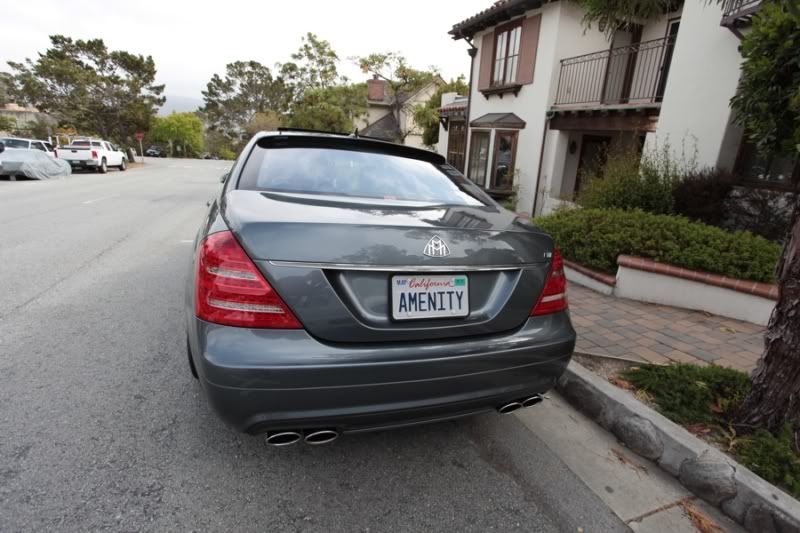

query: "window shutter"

left=517, top=15, right=541, bottom=85
left=477, top=32, right=494, bottom=91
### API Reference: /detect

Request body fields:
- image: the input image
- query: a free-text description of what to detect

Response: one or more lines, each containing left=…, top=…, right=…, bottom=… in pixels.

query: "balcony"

left=720, top=0, right=760, bottom=34
left=553, top=36, right=676, bottom=109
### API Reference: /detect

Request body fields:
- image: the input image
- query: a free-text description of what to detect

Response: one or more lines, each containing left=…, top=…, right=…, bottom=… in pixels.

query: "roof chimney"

left=367, top=75, right=385, bottom=102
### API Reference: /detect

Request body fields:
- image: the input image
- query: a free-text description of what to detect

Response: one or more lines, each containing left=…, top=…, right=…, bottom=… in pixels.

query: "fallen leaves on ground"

left=686, top=423, right=714, bottom=436
left=679, top=500, right=723, bottom=533
left=609, top=375, right=636, bottom=390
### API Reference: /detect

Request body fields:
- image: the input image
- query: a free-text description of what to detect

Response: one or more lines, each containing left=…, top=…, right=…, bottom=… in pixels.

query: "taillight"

left=195, top=231, right=302, bottom=329
left=531, top=248, right=568, bottom=316
left=91, top=150, right=98, bottom=159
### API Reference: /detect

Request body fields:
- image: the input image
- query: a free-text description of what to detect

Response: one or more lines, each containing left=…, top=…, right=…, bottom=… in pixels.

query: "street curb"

left=556, top=361, right=800, bottom=533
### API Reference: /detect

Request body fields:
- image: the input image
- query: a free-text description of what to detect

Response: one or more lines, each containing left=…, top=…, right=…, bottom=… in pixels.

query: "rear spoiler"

left=255, top=134, right=447, bottom=165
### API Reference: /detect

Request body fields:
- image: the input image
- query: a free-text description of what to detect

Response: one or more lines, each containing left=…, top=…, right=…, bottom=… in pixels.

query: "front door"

left=446, top=121, right=467, bottom=173
left=575, top=135, right=611, bottom=195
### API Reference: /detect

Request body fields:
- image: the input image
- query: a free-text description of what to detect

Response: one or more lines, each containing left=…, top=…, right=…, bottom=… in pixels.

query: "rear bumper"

left=188, top=313, right=575, bottom=434
left=66, top=160, right=98, bottom=167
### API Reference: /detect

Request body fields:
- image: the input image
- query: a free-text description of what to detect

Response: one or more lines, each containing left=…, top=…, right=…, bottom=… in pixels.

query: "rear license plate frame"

left=390, top=274, right=469, bottom=321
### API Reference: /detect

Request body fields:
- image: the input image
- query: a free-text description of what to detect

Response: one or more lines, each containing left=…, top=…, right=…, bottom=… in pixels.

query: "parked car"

left=58, top=138, right=127, bottom=173
left=185, top=130, right=575, bottom=446
left=0, top=140, right=71, bottom=179
left=0, top=137, right=56, bottom=157
left=145, top=146, right=167, bottom=158
left=202, top=153, right=219, bottom=160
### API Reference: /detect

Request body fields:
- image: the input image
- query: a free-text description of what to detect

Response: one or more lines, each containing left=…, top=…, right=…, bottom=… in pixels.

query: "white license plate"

left=391, top=274, right=469, bottom=320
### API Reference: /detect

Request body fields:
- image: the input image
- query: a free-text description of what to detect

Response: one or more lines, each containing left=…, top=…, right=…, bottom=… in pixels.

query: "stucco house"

left=359, top=75, right=445, bottom=149
left=437, top=0, right=797, bottom=214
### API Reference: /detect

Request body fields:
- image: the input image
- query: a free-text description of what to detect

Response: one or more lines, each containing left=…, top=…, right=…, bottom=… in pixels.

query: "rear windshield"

left=1, top=139, right=29, bottom=149
left=70, top=141, right=102, bottom=147
left=238, top=146, right=486, bottom=206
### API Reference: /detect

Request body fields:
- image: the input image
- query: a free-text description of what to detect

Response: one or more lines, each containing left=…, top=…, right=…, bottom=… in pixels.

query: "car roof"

left=252, top=130, right=447, bottom=165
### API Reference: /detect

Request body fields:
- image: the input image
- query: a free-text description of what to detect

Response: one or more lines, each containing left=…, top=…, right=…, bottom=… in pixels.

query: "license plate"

left=391, top=274, right=469, bottom=320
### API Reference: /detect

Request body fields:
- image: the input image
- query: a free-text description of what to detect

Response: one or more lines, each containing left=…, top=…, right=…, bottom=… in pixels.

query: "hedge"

left=535, top=208, right=781, bottom=283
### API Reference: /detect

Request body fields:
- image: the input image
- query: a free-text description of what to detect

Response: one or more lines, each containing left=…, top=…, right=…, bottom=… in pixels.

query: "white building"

left=437, top=0, right=797, bottom=214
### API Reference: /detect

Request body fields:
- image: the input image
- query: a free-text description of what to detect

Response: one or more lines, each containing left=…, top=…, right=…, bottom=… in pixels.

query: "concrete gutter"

left=557, top=361, right=800, bottom=533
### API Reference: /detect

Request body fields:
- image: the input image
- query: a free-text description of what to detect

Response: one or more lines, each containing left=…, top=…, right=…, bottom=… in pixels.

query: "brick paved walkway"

left=569, top=285, right=765, bottom=372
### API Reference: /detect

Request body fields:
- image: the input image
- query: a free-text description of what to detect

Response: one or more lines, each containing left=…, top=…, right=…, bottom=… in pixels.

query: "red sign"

left=135, top=132, right=145, bottom=141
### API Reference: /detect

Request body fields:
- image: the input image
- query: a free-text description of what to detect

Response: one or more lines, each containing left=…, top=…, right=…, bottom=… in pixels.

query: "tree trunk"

left=737, top=198, right=800, bottom=433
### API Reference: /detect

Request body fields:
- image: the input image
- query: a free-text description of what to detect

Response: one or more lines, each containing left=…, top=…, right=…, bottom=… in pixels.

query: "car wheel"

left=186, top=336, right=199, bottom=379
left=98, top=159, right=107, bottom=174
left=119, top=158, right=127, bottom=171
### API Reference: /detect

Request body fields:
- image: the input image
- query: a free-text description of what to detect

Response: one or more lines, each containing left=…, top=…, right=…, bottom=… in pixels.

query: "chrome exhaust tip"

left=304, top=429, right=339, bottom=445
left=265, top=430, right=302, bottom=446
left=497, top=401, right=523, bottom=414
left=521, top=394, right=544, bottom=408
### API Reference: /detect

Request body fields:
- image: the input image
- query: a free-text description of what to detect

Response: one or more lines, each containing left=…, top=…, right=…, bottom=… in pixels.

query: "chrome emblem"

left=423, top=235, right=451, bottom=257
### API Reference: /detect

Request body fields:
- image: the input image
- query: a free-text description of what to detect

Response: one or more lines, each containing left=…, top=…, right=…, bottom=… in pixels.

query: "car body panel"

left=186, top=131, right=575, bottom=434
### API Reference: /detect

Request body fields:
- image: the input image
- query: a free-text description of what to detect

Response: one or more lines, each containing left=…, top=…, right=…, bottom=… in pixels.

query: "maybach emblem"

left=423, top=235, right=451, bottom=257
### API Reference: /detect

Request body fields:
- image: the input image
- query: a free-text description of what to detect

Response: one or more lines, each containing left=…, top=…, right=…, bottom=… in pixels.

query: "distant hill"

left=159, top=95, right=203, bottom=116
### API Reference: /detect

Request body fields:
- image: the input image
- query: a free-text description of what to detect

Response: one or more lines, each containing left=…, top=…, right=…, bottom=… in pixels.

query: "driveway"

left=0, top=158, right=627, bottom=532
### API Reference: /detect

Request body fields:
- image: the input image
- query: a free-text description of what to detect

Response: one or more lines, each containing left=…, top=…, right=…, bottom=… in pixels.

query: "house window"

left=491, top=131, right=518, bottom=190
left=736, top=140, right=800, bottom=190
left=492, top=21, right=522, bottom=86
left=446, top=121, right=467, bottom=173
left=467, top=131, right=490, bottom=186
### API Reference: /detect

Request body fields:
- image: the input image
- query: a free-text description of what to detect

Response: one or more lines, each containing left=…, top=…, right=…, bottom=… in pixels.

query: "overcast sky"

left=0, top=0, right=490, bottom=102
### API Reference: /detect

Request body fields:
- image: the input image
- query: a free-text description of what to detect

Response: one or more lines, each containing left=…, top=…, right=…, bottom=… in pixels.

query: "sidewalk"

left=516, top=391, right=746, bottom=532
left=569, top=285, right=765, bottom=372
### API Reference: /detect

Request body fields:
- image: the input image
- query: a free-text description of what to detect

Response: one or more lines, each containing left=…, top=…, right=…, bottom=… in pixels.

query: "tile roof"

left=450, top=0, right=554, bottom=39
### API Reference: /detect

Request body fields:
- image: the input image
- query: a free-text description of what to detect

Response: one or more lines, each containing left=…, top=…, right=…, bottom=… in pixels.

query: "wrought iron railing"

left=553, top=36, right=676, bottom=107
left=721, top=0, right=761, bottom=22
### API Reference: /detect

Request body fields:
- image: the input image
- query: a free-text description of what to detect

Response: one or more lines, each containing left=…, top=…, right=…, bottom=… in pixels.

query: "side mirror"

left=0, top=141, right=4, bottom=154
left=220, top=171, right=230, bottom=183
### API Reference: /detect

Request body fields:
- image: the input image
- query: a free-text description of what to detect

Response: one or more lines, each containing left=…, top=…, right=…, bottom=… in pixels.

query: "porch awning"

left=469, top=112, right=526, bottom=129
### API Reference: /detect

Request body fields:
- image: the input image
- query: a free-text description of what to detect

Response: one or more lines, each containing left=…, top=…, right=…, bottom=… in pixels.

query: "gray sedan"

left=185, top=131, right=575, bottom=446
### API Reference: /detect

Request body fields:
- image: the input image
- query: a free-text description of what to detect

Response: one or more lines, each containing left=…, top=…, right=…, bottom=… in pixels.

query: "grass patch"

left=620, top=363, right=800, bottom=500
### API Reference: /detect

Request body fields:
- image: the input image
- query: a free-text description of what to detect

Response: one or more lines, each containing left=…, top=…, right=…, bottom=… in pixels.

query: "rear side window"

left=2, top=139, right=29, bottom=149
left=239, top=146, right=486, bottom=206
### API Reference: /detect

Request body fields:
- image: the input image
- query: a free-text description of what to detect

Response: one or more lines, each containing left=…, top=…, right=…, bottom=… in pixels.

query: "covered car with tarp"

left=0, top=144, right=72, bottom=179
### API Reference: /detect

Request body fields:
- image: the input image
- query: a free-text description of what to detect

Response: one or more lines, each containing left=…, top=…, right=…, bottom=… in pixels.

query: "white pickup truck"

left=59, top=138, right=127, bottom=173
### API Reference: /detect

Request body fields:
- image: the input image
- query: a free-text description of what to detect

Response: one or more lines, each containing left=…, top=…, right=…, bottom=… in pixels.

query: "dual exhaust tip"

left=497, top=394, right=544, bottom=414
left=265, top=428, right=339, bottom=447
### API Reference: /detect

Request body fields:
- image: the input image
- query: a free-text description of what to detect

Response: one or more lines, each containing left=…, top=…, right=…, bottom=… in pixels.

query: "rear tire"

left=97, top=159, right=107, bottom=174
left=119, top=158, right=127, bottom=171
left=186, top=336, right=199, bottom=379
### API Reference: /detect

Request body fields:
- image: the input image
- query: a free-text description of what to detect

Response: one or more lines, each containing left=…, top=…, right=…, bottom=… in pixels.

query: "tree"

left=738, top=201, right=800, bottom=434
left=281, top=32, right=340, bottom=95
left=150, top=112, right=204, bottom=158
left=0, top=72, right=15, bottom=106
left=6, top=35, right=165, bottom=144
left=244, top=111, right=284, bottom=137
left=729, top=2, right=800, bottom=155
left=0, top=115, right=15, bottom=133
left=730, top=1, right=800, bottom=434
left=201, top=61, right=292, bottom=143
left=412, top=76, right=468, bottom=146
left=287, top=84, right=367, bottom=133
left=355, top=52, right=438, bottom=141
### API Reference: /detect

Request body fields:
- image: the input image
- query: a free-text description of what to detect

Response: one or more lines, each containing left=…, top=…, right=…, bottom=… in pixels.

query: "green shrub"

left=672, top=168, right=735, bottom=227
left=577, top=144, right=688, bottom=215
left=535, top=208, right=781, bottom=283
left=621, top=364, right=751, bottom=425
left=622, top=363, right=800, bottom=499
left=735, top=426, right=800, bottom=499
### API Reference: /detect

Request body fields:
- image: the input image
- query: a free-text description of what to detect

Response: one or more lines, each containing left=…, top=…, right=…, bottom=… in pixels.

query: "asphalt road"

left=0, top=159, right=628, bottom=532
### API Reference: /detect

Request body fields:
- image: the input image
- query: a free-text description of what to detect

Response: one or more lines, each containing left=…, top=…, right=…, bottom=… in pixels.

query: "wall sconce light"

left=569, top=140, right=578, bottom=155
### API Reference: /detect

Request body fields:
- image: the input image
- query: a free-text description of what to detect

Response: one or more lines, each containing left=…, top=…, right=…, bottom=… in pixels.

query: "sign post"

left=135, top=132, right=145, bottom=164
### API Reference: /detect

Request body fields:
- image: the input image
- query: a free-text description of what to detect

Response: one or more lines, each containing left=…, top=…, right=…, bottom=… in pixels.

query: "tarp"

left=0, top=149, right=72, bottom=180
